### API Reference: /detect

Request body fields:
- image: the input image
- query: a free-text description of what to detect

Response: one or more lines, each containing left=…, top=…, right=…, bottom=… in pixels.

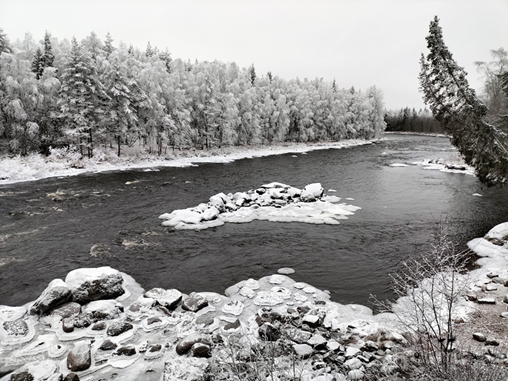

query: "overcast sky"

left=1, top=0, right=507, bottom=110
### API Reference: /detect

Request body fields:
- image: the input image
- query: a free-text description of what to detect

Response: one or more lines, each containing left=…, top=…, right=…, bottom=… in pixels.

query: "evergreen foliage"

left=419, top=16, right=508, bottom=186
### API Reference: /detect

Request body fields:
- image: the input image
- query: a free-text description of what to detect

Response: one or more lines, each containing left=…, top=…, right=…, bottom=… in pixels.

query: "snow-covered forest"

left=0, top=30, right=386, bottom=159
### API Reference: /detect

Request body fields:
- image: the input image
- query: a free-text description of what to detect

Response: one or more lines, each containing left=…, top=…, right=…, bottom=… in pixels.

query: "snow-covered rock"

left=65, top=267, right=125, bottom=304
left=159, top=182, right=360, bottom=230
left=30, top=279, right=71, bottom=315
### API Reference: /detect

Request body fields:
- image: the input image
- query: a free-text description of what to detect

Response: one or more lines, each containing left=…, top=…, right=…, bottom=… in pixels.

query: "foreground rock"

left=0, top=267, right=404, bottom=381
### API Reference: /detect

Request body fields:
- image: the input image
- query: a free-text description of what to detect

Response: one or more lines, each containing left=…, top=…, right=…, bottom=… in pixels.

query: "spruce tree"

left=58, top=38, right=109, bottom=158
left=0, top=28, right=12, bottom=54
left=42, top=31, right=54, bottom=68
left=31, top=48, right=44, bottom=79
left=419, top=16, right=508, bottom=185
left=104, top=32, right=115, bottom=55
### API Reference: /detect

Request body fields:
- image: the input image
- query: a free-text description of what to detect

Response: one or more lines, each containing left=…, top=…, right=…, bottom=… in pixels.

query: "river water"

left=1, top=134, right=507, bottom=308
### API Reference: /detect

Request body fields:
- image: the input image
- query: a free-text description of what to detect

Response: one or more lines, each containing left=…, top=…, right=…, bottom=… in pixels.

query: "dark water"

left=1, top=134, right=507, bottom=308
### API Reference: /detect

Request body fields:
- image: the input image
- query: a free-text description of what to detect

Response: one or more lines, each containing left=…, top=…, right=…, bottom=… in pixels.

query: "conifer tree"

left=58, top=38, right=109, bottom=158
left=0, top=28, right=12, bottom=54
left=104, top=32, right=115, bottom=56
left=419, top=16, right=508, bottom=185
left=31, top=48, right=44, bottom=79
left=42, top=31, right=55, bottom=68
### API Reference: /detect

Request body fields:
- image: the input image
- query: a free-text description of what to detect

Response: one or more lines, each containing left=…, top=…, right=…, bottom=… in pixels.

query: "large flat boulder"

left=65, top=267, right=125, bottom=304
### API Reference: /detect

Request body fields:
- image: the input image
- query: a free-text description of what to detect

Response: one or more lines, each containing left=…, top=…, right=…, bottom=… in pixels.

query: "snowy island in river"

left=159, top=182, right=361, bottom=230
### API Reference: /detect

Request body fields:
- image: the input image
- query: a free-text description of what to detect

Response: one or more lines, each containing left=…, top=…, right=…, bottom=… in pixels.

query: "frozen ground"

left=0, top=140, right=372, bottom=185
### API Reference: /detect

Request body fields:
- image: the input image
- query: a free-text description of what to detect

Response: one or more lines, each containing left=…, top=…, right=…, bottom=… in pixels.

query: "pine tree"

left=419, top=16, right=508, bottom=185
left=249, top=64, right=256, bottom=86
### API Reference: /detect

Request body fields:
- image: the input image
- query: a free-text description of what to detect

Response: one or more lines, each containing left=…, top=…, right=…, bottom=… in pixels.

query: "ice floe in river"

left=158, top=182, right=361, bottom=230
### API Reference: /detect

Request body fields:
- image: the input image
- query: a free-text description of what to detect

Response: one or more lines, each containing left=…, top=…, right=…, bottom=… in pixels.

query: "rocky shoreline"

left=0, top=265, right=406, bottom=381
left=1, top=223, right=508, bottom=381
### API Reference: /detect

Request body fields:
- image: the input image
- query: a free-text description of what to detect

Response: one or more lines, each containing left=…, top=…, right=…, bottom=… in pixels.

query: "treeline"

left=0, top=30, right=386, bottom=158
left=384, top=107, right=443, bottom=133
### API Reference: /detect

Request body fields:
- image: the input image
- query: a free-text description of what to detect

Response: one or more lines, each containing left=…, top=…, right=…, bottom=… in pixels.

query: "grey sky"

left=1, top=0, right=507, bottom=110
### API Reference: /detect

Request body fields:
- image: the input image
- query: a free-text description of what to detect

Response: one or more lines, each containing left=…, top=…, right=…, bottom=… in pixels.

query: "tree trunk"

left=117, top=135, right=121, bottom=157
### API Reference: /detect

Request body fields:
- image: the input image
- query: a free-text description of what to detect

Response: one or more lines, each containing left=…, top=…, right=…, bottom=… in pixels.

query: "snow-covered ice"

left=0, top=140, right=372, bottom=185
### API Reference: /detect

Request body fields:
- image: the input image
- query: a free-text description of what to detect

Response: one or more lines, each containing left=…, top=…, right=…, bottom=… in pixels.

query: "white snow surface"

left=0, top=140, right=372, bottom=185
left=159, top=182, right=361, bottom=230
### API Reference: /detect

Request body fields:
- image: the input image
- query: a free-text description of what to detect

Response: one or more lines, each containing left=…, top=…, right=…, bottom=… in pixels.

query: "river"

left=1, top=134, right=507, bottom=308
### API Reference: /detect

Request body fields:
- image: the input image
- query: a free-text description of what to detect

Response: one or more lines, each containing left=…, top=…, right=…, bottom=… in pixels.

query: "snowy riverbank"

left=0, top=140, right=373, bottom=186
left=1, top=223, right=508, bottom=381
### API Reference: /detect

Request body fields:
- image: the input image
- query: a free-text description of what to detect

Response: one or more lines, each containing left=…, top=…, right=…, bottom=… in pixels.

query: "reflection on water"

left=1, top=134, right=507, bottom=307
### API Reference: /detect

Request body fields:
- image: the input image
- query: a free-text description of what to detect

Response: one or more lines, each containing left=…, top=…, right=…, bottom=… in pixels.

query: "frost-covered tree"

left=0, top=28, right=12, bottom=54
left=31, top=48, right=44, bottom=79
left=103, top=60, right=138, bottom=156
left=419, top=16, right=508, bottom=185
left=104, top=32, right=115, bottom=56
left=42, top=31, right=55, bottom=68
left=58, top=38, right=109, bottom=158
left=475, top=48, right=508, bottom=121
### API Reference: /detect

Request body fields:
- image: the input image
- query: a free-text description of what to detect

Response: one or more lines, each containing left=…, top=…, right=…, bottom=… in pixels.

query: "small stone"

left=473, top=332, right=486, bottom=342
left=346, top=347, right=361, bottom=358
left=143, top=288, right=182, bottom=310
left=288, top=329, right=312, bottom=344
left=191, top=342, right=211, bottom=358
left=72, top=314, right=91, bottom=329
left=485, top=339, right=500, bottom=346
left=99, top=339, right=117, bottom=350
left=277, top=268, right=295, bottom=275
left=223, top=319, right=241, bottom=331
left=91, top=322, right=106, bottom=331
left=347, top=369, right=365, bottom=380
left=503, top=295, right=508, bottom=304
left=500, top=312, right=508, bottom=318
left=10, top=372, right=34, bottom=381
left=115, top=346, right=136, bottom=356
left=63, top=373, right=80, bottom=381
left=258, top=322, right=280, bottom=341
left=477, top=297, right=496, bottom=304
left=362, top=340, right=379, bottom=352
left=67, top=342, right=91, bottom=372
left=302, top=314, right=320, bottom=328
left=148, top=344, right=162, bottom=353
left=293, top=343, right=313, bottom=359
left=107, top=321, right=133, bottom=336
left=486, top=284, right=498, bottom=291
left=344, top=357, right=363, bottom=369
left=176, top=333, right=210, bottom=355
left=465, top=293, right=477, bottom=301
left=307, top=334, right=327, bottom=348
left=182, top=292, right=209, bottom=312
